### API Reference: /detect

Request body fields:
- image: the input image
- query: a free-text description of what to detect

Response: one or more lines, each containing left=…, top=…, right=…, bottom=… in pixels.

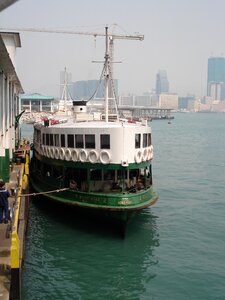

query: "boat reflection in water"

left=23, top=196, right=160, bottom=299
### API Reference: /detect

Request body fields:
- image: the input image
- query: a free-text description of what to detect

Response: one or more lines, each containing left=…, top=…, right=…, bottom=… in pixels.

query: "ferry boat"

left=30, top=27, right=158, bottom=231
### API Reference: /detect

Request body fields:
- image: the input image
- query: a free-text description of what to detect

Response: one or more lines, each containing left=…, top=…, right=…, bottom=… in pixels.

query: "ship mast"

left=60, top=67, right=72, bottom=111
left=104, top=27, right=109, bottom=123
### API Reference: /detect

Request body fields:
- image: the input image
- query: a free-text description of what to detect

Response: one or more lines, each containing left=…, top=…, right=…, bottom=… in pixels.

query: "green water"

left=21, top=113, right=225, bottom=299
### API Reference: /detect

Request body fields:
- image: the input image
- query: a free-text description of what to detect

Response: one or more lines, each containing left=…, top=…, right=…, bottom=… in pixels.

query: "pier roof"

left=21, top=93, right=54, bottom=101
left=0, top=34, right=23, bottom=92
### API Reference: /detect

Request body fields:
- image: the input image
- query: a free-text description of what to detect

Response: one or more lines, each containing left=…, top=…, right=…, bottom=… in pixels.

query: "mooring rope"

left=18, top=187, right=70, bottom=197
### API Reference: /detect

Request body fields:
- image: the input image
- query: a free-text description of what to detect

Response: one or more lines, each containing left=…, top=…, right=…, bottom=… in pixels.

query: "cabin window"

left=68, top=134, right=75, bottom=148
left=100, top=134, right=110, bottom=149
left=43, top=163, right=51, bottom=177
left=135, top=134, right=141, bottom=148
left=85, top=134, right=95, bottom=149
left=75, top=134, right=84, bottom=148
left=148, top=133, right=151, bottom=146
left=61, top=134, right=65, bottom=147
left=42, top=134, right=45, bottom=145
left=90, top=169, right=101, bottom=180
left=46, top=134, right=50, bottom=146
left=52, top=165, right=62, bottom=178
left=104, top=170, right=114, bottom=180
left=50, top=134, right=54, bottom=146
left=54, top=134, right=59, bottom=147
left=143, top=134, right=148, bottom=148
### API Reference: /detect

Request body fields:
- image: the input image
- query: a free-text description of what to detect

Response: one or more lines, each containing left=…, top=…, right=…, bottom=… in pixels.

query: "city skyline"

left=1, top=0, right=225, bottom=97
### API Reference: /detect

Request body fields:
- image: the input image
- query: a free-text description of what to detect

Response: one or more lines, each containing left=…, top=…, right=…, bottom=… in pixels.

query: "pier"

left=118, top=105, right=174, bottom=120
left=0, top=147, right=30, bottom=300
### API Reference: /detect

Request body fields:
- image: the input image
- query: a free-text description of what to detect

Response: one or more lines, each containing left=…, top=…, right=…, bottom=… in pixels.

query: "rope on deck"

left=18, top=187, right=70, bottom=197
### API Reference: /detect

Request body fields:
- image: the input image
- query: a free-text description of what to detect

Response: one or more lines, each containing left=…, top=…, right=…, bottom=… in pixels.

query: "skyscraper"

left=207, top=57, right=225, bottom=100
left=72, top=79, right=118, bottom=100
left=155, top=70, right=169, bottom=94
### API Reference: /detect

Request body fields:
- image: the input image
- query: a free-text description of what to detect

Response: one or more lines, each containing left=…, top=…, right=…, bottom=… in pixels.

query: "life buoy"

left=46, top=147, right=51, bottom=158
left=99, top=150, right=111, bottom=164
left=142, top=148, right=148, bottom=161
left=135, top=150, right=142, bottom=163
left=71, top=149, right=78, bottom=162
left=88, top=150, right=99, bottom=163
left=79, top=149, right=87, bottom=162
left=59, top=148, right=65, bottom=160
left=147, top=147, right=151, bottom=160
left=41, top=145, right=45, bottom=156
left=149, top=145, right=154, bottom=160
left=54, top=148, right=60, bottom=160
left=65, top=148, right=71, bottom=161
left=50, top=147, right=55, bottom=159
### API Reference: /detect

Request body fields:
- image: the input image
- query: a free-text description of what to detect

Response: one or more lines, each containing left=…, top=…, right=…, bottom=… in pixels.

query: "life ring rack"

left=99, top=150, right=111, bottom=164
left=150, top=145, right=154, bottom=159
left=41, top=145, right=46, bottom=156
left=46, top=147, right=51, bottom=158
left=79, top=149, right=87, bottom=162
left=135, top=150, right=142, bottom=163
left=88, top=150, right=99, bottom=164
left=59, top=148, right=65, bottom=160
left=50, top=147, right=55, bottom=159
left=54, top=147, right=60, bottom=160
left=147, top=145, right=153, bottom=160
left=142, top=148, right=148, bottom=161
left=71, top=149, right=78, bottom=162
left=65, top=148, right=71, bottom=161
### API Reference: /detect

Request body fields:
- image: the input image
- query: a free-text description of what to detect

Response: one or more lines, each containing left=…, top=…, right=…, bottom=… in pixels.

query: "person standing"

left=0, top=181, right=10, bottom=224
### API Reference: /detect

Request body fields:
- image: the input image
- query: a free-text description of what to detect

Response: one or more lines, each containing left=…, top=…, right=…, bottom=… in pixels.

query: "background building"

left=159, top=93, right=178, bottom=109
left=119, top=94, right=158, bottom=107
left=155, top=70, right=169, bottom=94
left=72, top=79, right=118, bottom=100
left=207, top=56, right=225, bottom=100
left=178, top=96, right=195, bottom=110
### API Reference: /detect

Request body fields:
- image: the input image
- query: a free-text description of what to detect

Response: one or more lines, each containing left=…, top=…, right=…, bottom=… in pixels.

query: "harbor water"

left=21, top=113, right=225, bottom=300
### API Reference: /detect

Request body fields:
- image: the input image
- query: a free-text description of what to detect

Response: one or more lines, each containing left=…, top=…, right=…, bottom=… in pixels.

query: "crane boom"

left=0, top=25, right=144, bottom=100
left=0, top=27, right=144, bottom=41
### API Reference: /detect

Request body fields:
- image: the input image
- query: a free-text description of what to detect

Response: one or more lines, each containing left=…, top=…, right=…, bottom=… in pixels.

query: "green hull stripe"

left=0, top=149, right=10, bottom=181
left=30, top=176, right=158, bottom=211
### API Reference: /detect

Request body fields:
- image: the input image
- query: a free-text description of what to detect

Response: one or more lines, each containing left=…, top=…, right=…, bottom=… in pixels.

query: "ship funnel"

left=72, top=100, right=93, bottom=122
left=72, top=100, right=87, bottom=113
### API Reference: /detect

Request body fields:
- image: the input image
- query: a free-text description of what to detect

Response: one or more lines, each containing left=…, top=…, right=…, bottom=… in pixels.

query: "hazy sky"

left=1, top=0, right=225, bottom=98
